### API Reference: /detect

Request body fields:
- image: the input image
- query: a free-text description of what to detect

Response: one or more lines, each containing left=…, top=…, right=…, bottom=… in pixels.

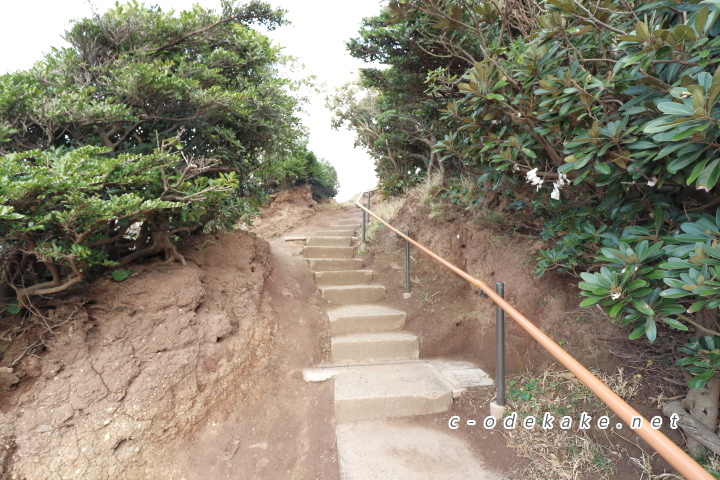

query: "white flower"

left=549, top=172, right=570, bottom=200
left=611, top=292, right=621, bottom=300
left=551, top=186, right=560, bottom=200
left=526, top=168, right=544, bottom=191
left=647, top=177, right=658, bottom=187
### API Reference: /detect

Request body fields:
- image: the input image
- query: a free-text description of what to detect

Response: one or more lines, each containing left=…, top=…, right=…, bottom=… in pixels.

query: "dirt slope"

left=0, top=189, right=339, bottom=480
left=251, top=185, right=320, bottom=239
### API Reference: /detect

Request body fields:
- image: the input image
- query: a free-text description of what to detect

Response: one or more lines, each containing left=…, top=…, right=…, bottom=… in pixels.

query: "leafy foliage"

left=0, top=1, right=312, bottom=307
left=260, top=145, right=339, bottom=199
left=111, top=269, right=134, bottom=283
left=346, top=0, right=720, bottom=388
left=678, top=336, right=720, bottom=390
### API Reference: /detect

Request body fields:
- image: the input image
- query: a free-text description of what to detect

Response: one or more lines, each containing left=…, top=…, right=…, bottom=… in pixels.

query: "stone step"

left=303, top=246, right=354, bottom=259
left=331, top=332, right=419, bottom=363
left=315, top=230, right=355, bottom=237
left=306, top=258, right=363, bottom=271
left=307, top=236, right=352, bottom=247
left=328, top=305, right=406, bottom=334
left=315, top=270, right=372, bottom=286
left=334, top=364, right=453, bottom=423
left=319, top=285, right=385, bottom=304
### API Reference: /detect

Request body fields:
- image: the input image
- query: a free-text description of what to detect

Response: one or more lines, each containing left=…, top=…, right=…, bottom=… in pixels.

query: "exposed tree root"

left=119, top=216, right=186, bottom=266
left=664, top=399, right=720, bottom=456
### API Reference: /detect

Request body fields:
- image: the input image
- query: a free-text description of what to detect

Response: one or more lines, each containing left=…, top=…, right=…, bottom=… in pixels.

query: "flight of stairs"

left=302, top=216, right=454, bottom=424
left=301, top=212, right=503, bottom=479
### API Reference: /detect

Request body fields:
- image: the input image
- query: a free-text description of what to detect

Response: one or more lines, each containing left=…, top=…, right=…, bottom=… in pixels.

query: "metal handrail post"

left=366, top=193, right=371, bottom=240
left=405, top=230, right=411, bottom=293
left=362, top=193, right=367, bottom=243
left=496, top=282, right=505, bottom=407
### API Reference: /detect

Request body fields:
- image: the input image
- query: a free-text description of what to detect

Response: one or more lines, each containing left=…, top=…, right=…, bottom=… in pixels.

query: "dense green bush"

left=0, top=1, right=313, bottom=307
left=260, top=146, right=339, bottom=199
left=0, top=146, right=245, bottom=306
left=346, top=0, right=720, bottom=391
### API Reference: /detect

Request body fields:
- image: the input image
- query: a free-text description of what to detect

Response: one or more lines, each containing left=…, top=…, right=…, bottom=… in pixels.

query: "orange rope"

left=356, top=192, right=714, bottom=480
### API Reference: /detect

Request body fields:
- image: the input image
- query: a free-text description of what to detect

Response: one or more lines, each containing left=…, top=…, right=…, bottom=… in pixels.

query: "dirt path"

left=0, top=201, right=355, bottom=480
left=158, top=212, right=357, bottom=479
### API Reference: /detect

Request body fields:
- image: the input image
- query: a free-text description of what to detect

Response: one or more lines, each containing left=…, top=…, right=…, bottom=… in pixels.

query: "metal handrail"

left=355, top=191, right=713, bottom=480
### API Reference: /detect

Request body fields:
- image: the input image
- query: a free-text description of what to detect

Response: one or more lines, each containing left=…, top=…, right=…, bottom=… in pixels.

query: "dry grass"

left=590, top=367, right=643, bottom=402
left=503, top=365, right=717, bottom=479
left=503, top=366, right=645, bottom=480
left=408, top=172, right=444, bottom=203
left=364, top=173, right=448, bottom=240
left=364, top=195, right=406, bottom=242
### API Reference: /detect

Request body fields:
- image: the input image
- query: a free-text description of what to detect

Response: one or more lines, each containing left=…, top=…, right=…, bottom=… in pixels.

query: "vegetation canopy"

left=341, top=0, right=720, bottom=461
left=0, top=1, right=337, bottom=308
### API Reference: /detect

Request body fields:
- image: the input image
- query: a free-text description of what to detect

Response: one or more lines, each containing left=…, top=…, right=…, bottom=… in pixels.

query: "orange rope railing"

left=356, top=191, right=713, bottom=480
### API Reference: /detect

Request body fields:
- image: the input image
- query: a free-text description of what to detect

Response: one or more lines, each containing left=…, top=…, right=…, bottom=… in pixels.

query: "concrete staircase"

left=300, top=213, right=503, bottom=479
left=302, top=217, right=453, bottom=423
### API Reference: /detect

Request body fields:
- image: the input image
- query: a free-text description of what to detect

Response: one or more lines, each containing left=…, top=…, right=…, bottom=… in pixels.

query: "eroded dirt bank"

left=0, top=218, right=338, bottom=479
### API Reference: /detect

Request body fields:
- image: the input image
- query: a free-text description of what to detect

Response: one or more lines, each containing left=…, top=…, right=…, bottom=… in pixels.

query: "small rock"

left=35, top=425, right=52, bottom=433
left=0, top=367, right=19, bottom=390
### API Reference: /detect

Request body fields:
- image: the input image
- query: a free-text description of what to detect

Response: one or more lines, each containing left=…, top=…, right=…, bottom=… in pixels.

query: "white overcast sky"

left=0, top=0, right=384, bottom=200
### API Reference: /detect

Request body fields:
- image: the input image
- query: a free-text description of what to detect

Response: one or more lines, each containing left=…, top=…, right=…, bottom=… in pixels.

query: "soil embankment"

left=361, top=193, right=611, bottom=374
left=0, top=187, right=340, bottom=479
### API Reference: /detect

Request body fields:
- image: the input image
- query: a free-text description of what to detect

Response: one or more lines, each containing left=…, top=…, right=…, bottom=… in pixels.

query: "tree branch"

left=86, top=223, right=132, bottom=248
left=571, top=1, right=628, bottom=35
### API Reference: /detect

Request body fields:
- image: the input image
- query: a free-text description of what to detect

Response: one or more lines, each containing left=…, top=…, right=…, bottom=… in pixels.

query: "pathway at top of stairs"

left=299, top=211, right=506, bottom=480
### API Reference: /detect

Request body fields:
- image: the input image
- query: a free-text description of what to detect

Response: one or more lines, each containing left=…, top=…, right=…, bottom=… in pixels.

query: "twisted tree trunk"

left=119, top=215, right=185, bottom=266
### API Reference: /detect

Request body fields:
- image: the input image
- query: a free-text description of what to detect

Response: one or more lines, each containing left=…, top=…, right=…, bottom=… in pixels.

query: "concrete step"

left=329, top=224, right=361, bottom=230
left=319, top=285, right=385, bottom=304
left=334, top=364, right=453, bottom=423
left=303, top=246, right=354, bottom=259
left=331, top=332, right=419, bottom=363
left=328, top=305, right=406, bottom=334
left=306, top=258, right=363, bottom=271
left=307, top=236, right=352, bottom=247
left=315, top=270, right=372, bottom=286
left=336, top=420, right=503, bottom=480
left=315, top=230, right=355, bottom=237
